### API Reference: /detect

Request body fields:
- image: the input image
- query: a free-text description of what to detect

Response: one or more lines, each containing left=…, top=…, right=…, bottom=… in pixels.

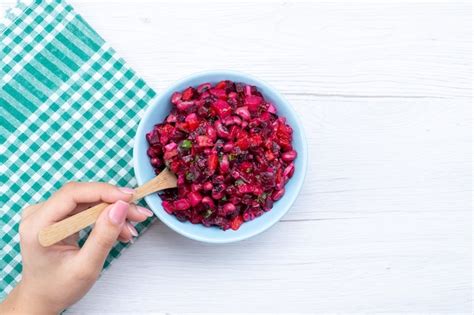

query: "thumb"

left=78, top=200, right=129, bottom=270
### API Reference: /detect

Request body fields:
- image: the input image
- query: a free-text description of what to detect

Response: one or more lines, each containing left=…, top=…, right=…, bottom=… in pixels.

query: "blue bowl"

left=133, top=70, right=307, bottom=243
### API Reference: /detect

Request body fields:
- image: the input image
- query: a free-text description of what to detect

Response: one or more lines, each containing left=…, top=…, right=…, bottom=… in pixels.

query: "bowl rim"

left=133, top=69, right=308, bottom=243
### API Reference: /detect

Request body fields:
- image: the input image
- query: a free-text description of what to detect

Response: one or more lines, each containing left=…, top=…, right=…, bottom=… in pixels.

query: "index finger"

left=39, top=182, right=134, bottom=223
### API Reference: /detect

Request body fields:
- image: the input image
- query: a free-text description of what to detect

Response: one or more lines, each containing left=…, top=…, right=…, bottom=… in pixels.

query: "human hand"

left=0, top=182, right=154, bottom=314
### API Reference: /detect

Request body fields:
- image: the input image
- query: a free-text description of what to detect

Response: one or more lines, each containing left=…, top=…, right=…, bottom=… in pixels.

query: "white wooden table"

left=2, top=0, right=472, bottom=313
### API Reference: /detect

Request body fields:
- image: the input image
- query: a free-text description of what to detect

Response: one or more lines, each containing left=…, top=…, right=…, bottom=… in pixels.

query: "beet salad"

left=146, top=80, right=296, bottom=230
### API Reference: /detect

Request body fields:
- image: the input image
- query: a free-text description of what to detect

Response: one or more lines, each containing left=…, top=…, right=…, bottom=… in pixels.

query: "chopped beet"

left=146, top=81, right=296, bottom=230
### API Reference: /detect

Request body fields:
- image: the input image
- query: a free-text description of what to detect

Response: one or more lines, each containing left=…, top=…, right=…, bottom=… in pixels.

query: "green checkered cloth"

left=0, top=0, right=157, bottom=300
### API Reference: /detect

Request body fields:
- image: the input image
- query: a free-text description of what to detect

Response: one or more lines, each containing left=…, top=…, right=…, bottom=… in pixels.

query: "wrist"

left=0, top=281, right=61, bottom=315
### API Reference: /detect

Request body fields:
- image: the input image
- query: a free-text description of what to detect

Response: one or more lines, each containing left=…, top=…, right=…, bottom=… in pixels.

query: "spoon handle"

left=38, top=168, right=177, bottom=247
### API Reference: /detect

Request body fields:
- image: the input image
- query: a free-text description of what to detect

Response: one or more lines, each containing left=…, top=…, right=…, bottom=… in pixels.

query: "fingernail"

left=108, top=200, right=129, bottom=225
left=119, top=187, right=135, bottom=194
left=127, top=222, right=138, bottom=237
left=137, top=206, right=154, bottom=217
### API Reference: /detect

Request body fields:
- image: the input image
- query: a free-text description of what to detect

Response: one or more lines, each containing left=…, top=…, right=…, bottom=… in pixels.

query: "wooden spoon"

left=38, top=168, right=177, bottom=247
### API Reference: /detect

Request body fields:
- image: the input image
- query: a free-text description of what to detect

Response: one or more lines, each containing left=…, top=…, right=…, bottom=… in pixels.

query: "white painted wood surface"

left=1, top=0, right=472, bottom=313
